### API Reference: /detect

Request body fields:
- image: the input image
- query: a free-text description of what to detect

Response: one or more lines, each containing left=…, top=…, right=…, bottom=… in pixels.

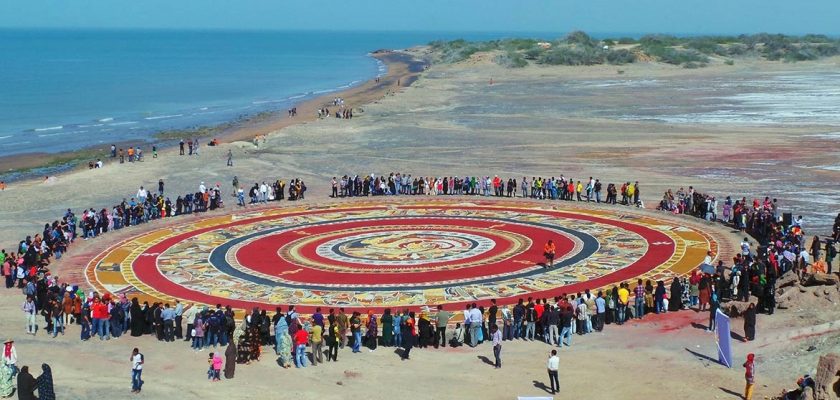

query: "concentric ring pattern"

left=85, top=200, right=717, bottom=312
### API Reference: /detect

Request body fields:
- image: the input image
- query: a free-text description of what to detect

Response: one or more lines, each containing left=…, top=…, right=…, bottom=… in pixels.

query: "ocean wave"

left=38, top=130, right=86, bottom=138
left=108, top=121, right=138, bottom=126
left=97, top=117, right=114, bottom=122
left=144, top=114, right=183, bottom=120
left=288, top=94, right=306, bottom=100
left=78, top=123, right=105, bottom=128
left=34, top=125, right=63, bottom=132
left=0, top=135, right=11, bottom=140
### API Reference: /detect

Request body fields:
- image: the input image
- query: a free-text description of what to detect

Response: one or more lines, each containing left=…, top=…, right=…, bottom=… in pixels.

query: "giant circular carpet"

left=85, top=200, right=718, bottom=312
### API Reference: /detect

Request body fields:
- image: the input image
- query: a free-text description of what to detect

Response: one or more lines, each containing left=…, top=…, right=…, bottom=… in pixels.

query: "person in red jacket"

left=293, top=325, right=308, bottom=368
left=743, top=353, right=755, bottom=400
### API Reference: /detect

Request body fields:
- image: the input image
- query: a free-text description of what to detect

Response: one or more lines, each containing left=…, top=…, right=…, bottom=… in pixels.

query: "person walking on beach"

left=193, top=138, right=200, bottom=156
left=130, top=347, right=144, bottom=393
left=179, top=139, right=185, bottom=155
left=226, top=150, right=233, bottom=167
left=546, top=349, right=560, bottom=394
left=743, top=353, right=755, bottom=400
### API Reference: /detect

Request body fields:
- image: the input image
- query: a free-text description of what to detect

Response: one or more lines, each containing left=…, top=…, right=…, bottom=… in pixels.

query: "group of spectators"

left=330, top=173, right=643, bottom=206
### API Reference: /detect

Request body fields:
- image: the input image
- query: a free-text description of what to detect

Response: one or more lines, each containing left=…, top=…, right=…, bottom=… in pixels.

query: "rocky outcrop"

left=815, top=353, right=840, bottom=400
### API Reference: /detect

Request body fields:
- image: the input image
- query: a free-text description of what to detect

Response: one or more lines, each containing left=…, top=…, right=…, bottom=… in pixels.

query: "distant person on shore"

left=193, top=138, right=200, bottom=156
left=152, top=145, right=158, bottom=159
left=0, top=181, right=5, bottom=190
left=110, top=144, right=116, bottom=158
left=227, top=150, right=233, bottom=167
left=188, top=140, right=193, bottom=155
left=179, top=139, right=185, bottom=155
left=119, top=148, right=124, bottom=163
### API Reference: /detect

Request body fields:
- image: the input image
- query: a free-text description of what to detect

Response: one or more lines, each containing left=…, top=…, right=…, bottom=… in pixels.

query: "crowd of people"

left=329, top=172, right=643, bottom=206
left=235, top=177, right=307, bottom=205
left=657, top=187, right=839, bottom=275
left=1, top=166, right=838, bottom=397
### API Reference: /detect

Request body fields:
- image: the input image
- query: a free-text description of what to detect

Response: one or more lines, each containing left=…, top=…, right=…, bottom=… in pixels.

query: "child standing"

left=743, top=353, right=755, bottom=400
left=208, top=352, right=222, bottom=381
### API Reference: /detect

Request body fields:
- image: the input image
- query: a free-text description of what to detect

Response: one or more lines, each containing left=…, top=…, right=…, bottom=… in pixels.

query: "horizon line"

left=1, top=26, right=838, bottom=38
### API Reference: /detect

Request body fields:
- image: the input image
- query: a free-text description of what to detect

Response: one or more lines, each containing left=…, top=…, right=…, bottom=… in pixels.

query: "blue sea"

left=0, top=29, right=561, bottom=157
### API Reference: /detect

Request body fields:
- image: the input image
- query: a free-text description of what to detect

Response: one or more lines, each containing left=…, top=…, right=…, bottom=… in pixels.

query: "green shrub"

left=724, top=59, right=735, bottom=66
left=565, top=31, right=596, bottom=47
left=617, top=37, right=637, bottom=45
left=495, top=51, right=528, bottom=68
left=606, top=49, right=636, bottom=64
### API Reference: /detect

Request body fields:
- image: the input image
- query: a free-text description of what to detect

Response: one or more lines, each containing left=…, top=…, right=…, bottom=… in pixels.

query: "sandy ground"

left=0, top=54, right=839, bottom=399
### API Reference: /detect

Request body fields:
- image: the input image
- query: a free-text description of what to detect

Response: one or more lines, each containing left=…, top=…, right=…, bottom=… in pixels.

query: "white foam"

left=805, top=132, right=840, bottom=139
left=97, top=117, right=114, bottom=122
left=0, top=135, right=11, bottom=140
left=34, top=125, right=63, bottom=132
left=144, top=114, right=183, bottom=120
left=108, top=121, right=137, bottom=126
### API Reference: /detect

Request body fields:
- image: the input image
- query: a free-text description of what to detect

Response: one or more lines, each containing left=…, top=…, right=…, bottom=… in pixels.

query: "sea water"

left=0, top=29, right=540, bottom=156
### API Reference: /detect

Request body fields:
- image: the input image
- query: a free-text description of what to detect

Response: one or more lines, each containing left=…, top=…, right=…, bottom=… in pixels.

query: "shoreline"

left=0, top=49, right=428, bottom=183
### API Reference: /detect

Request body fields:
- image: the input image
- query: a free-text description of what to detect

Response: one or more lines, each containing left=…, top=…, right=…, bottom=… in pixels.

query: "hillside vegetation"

left=429, top=32, right=840, bottom=68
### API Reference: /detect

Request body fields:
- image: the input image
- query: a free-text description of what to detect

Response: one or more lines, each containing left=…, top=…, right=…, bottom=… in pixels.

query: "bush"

left=724, top=59, right=735, bottom=66
left=538, top=45, right=605, bottom=65
left=685, top=38, right=727, bottom=56
left=617, top=37, right=637, bottom=45
left=495, top=51, right=528, bottom=68
left=565, top=31, right=596, bottom=47
left=606, top=49, right=636, bottom=64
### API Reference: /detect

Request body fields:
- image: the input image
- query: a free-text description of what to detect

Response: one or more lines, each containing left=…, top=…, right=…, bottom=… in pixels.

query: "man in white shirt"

left=260, top=182, right=268, bottom=203
left=136, top=186, right=147, bottom=204
left=546, top=349, right=560, bottom=394
left=468, top=304, right=482, bottom=347
left=199, top=182, right=206, bottom=194
left=131, top=347, right=144, bottom=393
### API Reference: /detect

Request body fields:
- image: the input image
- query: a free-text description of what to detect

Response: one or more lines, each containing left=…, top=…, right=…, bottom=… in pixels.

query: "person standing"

left=226, top=149, right=233, bottom=167
left=179, top=139, right=185, bottom=155
left=401, top=312, right=416, bottom=360
left=434, top=305, right=450, bottom=348
left=16, top=365, right=36, bottom=400
left=22, top=296, right=37, bottom=335
left=826, top=239, right=837, bottom=274
left=546, top=350, right=560, bottom=394
left=468, top=304, right=482, bottom=347
left=707, top=286, right=720, bottom=332
left=743, top=303, right=756, bottom=341
left=337, top=308, right=349, bottom=349
left=293, top=324, right=308, bottom=368
left=491, top=324, right=502, bottom=368
left=349, top=312, right=362, bottom=353
left=3, top=339, right=17, bottom=377
left=161, top=303, right=175, bottom=342
left=743, top=353, right=755, bottom=400
left=174, top=300, right=183, bottom=340
left=326, top=323, right=339, bottom=362
left=130, top=348, right=144, bottom=394
left=310, top=322, right=323, bottom=366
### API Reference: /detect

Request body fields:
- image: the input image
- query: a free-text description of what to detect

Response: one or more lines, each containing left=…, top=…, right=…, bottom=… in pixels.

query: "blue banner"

left=715, top=309, right=732, bottom=368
